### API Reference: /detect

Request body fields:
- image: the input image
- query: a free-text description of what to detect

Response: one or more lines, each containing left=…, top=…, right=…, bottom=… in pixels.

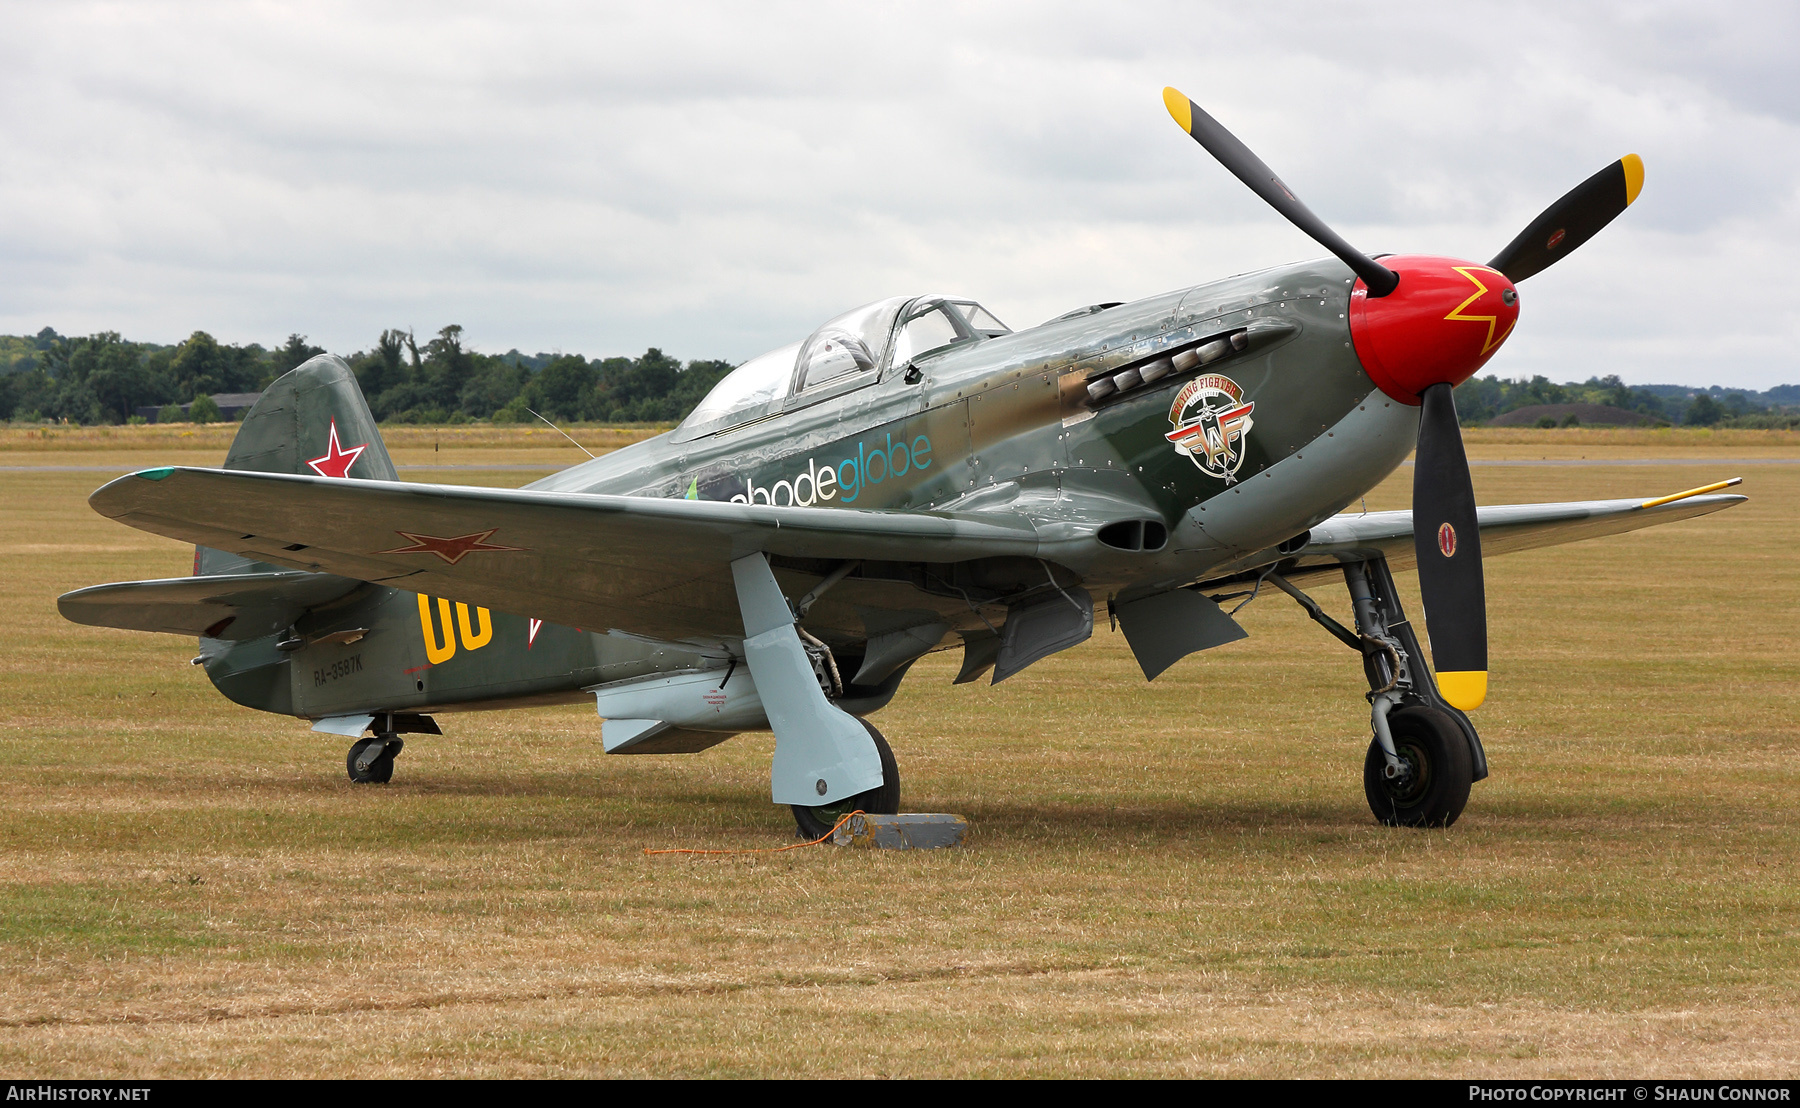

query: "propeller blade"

left=1488, top=155, right=1644, bottom=283
left=1412, top=382, right=1487, bottom=710
left=1163, top=87, right=1399, bottom=297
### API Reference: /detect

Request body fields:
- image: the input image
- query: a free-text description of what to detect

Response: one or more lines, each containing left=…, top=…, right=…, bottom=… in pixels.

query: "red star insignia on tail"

left=306, top=420, right=369, bottom=479
left=376, top=529, right=524, bottom=565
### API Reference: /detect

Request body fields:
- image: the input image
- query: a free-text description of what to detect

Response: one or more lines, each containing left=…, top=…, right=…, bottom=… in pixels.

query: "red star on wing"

left=306, top=419, right=369, bottom=479
left=376, top=529, right=525, bottom=565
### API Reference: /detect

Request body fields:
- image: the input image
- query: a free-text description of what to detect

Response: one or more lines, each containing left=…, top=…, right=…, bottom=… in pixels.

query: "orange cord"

left=643, top=810, right=866, bottom=856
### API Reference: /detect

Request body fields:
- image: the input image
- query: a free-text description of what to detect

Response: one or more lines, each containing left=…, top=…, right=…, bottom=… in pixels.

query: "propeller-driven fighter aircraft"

left=61, top=89, right=1745, bottom=833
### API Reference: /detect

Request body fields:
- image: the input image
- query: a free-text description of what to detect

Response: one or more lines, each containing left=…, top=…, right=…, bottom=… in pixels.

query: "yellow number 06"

left=417, top=595, right=493, bottom=664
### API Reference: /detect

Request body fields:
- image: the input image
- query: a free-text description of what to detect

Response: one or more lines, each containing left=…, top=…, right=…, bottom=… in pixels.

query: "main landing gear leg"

left=1269, top=557, right=1485, bottom=828
left=729, top=553, right=899, bottom=838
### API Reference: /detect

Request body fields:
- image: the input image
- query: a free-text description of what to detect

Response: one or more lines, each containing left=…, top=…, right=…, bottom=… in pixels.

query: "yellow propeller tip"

left=1621, top=153, right=1645, bottom=206
left=1437, top=671, right=1487, bottom=711
left=1162, top=87, right=1193, bottom=134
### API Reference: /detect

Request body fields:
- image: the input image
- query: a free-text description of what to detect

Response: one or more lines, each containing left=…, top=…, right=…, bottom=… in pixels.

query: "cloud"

left=0, top=0, right=1793, bottom=387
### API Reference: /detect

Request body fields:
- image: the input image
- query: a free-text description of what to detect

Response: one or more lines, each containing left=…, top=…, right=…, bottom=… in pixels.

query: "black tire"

left=1363, top=705, right=1471, bottom=828
left=791, top=720, right=899, bottom=839
left=347, top=737, right=402, bottom=785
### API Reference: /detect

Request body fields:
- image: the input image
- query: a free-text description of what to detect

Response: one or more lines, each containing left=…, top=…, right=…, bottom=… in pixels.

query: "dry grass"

left=1459, top=427, right=1800, bottom=460
left=0, top=437, right=1794, bottom=1076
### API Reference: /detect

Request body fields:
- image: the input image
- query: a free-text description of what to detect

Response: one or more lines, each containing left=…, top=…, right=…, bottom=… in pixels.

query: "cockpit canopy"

left=679, top=295, right=1010, bottom=432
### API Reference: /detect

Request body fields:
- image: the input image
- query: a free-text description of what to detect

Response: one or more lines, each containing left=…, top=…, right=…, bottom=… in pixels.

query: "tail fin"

left=199, top=355, right=396, bottom=577
left=224, top=355, right=397, bottom=479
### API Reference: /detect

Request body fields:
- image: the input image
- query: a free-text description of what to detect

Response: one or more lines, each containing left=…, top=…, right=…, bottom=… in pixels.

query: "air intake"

left=1097, top=519, right=1169, bottom=552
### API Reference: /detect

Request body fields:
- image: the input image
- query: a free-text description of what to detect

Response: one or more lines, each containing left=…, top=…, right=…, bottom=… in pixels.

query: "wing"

left=87, top=466, right=1042, bottom=642
left=1209, top=479, right=1746, bottom=586
left=58, top=571, right=364, bottom=639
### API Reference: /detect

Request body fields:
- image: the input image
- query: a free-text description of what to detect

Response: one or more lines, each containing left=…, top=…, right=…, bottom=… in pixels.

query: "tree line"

left=0, top=326, right=734, bottom=426
left=1452, top=373, right=1796, bottom=428
left=0, top=325, right=1791, bottom=428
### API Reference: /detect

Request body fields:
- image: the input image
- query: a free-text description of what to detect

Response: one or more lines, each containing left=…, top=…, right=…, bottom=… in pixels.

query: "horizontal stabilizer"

left=58, top=570, right=364, bottom=640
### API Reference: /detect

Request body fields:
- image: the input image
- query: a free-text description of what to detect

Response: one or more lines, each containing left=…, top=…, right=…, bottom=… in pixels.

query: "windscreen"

left=891, top=306, right=963, bottom=365
left=951, top=301, right=1011, bottom=335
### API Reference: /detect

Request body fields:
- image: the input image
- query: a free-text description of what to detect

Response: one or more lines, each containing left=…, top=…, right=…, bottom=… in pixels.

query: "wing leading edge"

left=87, top=467, right=1748, bottom=645
left=1295, top=481, right=1746, bottom=573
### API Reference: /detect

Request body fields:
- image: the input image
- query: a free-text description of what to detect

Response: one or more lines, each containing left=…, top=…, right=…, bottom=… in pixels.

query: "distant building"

left=1487, top=402, right=1656, bottom=428
left=135, top=392, right=263, bottom=423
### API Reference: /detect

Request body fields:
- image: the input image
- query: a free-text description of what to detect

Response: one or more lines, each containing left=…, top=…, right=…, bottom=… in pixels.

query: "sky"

left=1, top=1, right=1796, bottom=389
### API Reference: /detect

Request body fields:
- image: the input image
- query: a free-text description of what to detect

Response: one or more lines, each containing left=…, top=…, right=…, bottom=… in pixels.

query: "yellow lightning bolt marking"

left=1444, top=266, right=1517, bottom=355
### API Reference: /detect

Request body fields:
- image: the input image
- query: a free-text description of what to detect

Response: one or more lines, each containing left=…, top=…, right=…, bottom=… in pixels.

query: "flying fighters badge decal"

left=377, top=529, right=524, bottom=565
left=1165, top=373, right=1255, bottom=482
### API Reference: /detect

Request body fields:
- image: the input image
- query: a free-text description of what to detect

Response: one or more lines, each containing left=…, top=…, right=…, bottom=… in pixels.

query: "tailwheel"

left=791, top=719, right=899, bottom=839
left=347, top=736, right=403, bottom=785
left=1364, top=705, right=1471, bottom=828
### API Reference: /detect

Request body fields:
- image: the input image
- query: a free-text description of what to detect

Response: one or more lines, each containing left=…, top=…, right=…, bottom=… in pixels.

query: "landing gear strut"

left=1270, top=556, right=1485, bottom=828
left=347, top=735, right=402, bottom=784
left=730, top=552, right=893, bottom=835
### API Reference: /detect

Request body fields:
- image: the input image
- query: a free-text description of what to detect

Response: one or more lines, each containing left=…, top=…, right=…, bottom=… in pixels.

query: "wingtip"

left=1639, top=477, right=1741, bottom=509
left=1621, top=153, right=1645, bottom=206
left=1162, top=87, right=1193, bottom=134
left=89, top=467, right=171, bottom=517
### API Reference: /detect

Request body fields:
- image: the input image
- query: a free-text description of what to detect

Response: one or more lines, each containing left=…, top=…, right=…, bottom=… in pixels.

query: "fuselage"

left=215, top=256, right=1426, bottom=724
left=533, top=255, right=1418, bottom=589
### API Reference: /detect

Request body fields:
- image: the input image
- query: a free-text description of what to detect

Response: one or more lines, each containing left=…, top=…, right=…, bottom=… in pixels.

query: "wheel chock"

left=830, top=813, right=967, bottom=850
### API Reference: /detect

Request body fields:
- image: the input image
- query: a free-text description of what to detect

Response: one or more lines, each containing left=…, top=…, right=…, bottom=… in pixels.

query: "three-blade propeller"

left=1162, top=86, right=1643, bottom=710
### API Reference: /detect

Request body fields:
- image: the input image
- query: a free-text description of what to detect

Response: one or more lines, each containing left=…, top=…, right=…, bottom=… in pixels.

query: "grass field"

left=0, top=429, right=1795, bottom=1077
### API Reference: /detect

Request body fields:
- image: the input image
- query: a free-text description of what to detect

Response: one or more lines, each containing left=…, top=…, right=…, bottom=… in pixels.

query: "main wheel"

left=1363, top=705, right=1471, bottom=828
left=346, top=737, right=403, bottom=784
left=791, top=720, right=899, bottom=839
